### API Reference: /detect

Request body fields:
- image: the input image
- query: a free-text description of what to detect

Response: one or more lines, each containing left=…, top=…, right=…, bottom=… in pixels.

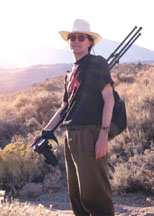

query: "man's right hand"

left=31, top=134, right=42, bottom=146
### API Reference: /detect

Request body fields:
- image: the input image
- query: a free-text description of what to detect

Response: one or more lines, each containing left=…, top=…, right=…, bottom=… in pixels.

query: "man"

left=33, top=19, right=115, bottom=215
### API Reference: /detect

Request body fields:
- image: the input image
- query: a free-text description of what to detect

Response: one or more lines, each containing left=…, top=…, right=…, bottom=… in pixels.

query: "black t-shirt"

left=62, top=54, right=113, bottom=125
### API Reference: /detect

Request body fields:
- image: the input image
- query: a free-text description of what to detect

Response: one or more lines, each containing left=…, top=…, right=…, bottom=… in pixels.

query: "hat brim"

left=59, top=31, right=102, bottom=45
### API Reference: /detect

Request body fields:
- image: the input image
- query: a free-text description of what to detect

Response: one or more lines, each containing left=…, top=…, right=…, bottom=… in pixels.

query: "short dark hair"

left=88, top=35, right=94, bottom=53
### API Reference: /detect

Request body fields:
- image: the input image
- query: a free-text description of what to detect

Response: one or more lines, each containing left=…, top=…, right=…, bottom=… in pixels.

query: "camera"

left=32, top=138, right=58, bottom=166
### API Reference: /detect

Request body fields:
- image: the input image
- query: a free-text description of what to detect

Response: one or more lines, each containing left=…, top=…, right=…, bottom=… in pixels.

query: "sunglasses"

left=68, top=34, right=89, bottom=42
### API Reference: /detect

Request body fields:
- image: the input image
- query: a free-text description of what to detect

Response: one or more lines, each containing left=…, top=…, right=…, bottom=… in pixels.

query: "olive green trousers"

left=64, top=125, right=114, bottom=216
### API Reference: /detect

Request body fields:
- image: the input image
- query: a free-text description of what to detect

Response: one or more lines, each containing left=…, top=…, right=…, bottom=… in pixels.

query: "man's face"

left=68, top=33, right=92, bottom=55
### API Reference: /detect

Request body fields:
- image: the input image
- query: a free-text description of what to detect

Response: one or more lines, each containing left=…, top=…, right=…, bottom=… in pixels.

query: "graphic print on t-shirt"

left=67, top=66, right=81, bottom=104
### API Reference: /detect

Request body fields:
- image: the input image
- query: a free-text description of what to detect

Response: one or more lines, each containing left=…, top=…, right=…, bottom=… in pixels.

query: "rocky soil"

left=18, top=174, right=154, bottom=216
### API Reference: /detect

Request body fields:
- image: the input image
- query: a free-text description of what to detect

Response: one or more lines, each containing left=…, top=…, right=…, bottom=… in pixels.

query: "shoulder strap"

left=67, top=55, right=91, bottom=107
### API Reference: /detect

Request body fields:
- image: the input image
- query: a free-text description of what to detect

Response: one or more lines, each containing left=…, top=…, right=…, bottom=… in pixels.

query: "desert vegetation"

left=109, top=63, right=154, bottom=193
left=0, top=63, right=154, bottom=214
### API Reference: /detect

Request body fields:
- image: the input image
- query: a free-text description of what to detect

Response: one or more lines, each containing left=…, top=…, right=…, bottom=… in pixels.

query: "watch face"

left=104, top=128, right=109, bottom=133
left=101, top=127, right=110, bottom=133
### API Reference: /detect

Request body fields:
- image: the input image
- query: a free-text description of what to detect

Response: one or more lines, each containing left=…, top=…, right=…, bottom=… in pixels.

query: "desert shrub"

left=117, top=73, right=135, bottom=83
left=1, top=64, right=154, bottom=195
left=111, top=148, right=154, bottom=193
left=17, top=104, right=37, bottom=123
left=44, top=82, right=62, bottom=92
left=32, top=91, right=61, bottom=124
left=0, top=118, right=37, bottom=148
left=109, top=66, right=154, bottom=194
left=0, top=118, right=29, bottom=149
left=12, top=91, right=61, bottom=125
left=0, top=199, right=54, bottom=216
left=0, top=141, right=61, bottom=194
left=13, top=95, right=33, bottom=110
left=0, top=87, right=63, bottom=146
left=25, top=118, right=41, bottom=132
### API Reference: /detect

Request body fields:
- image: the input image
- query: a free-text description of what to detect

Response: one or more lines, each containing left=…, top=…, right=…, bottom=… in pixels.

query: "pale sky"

left=0, top=0, right=154, bottom=68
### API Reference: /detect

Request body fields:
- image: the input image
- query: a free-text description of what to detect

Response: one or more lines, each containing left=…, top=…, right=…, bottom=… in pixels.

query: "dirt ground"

left=20, top=174, right=154, bottom=216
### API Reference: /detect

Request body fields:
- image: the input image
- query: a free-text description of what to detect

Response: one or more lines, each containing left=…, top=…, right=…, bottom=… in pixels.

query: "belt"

left=67, top=125, right=86, bottom=131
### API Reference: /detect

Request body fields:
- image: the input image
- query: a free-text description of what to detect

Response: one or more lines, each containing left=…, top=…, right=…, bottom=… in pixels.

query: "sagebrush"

left=0, top=63, right=154, bottom=195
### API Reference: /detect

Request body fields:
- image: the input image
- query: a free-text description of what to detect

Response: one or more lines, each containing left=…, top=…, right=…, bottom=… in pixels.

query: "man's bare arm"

left=95, top=84, right=114, bottom=159
left=44, top=102, right=68, bottom=131
left=101, top=84, right=114, bottom=129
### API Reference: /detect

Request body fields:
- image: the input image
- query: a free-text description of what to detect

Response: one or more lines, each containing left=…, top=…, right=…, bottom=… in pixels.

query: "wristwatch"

left=101, top=126, right=110, bottom=133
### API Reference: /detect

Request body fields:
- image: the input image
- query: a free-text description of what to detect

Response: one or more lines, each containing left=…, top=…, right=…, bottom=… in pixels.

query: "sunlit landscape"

left=0, top=0, right=154, bottom=215
left=0, top=63, right=154, bottom=215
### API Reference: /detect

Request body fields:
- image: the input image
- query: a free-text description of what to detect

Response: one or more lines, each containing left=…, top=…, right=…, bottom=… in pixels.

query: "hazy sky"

left=0, top=0, right=153, bottom=68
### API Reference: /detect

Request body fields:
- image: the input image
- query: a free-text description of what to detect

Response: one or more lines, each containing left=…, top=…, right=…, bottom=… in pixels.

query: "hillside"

left=0, top=64, right=72, bottom=94
left=0, top=63, right=154, bottom=215
left=0, top=62, right=153, bottom=147
left=0, top=61, right=154, bottom=95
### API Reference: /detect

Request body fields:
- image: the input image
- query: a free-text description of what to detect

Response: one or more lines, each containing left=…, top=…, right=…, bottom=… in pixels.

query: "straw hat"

left=59, top=19, right=102, bottom=45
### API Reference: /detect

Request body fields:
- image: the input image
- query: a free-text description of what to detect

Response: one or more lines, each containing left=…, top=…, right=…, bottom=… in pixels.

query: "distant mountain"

left=95, top=39, right=154, bottom=63
left=25, top=38, right=154, bottom=65
left=1, top=37, right=154, bottom=94
left=0, top=64, right=72, bottom=94
left=0, top=38, right=154, bottom=68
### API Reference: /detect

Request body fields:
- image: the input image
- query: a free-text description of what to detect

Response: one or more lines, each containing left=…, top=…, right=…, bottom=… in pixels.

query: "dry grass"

left=0, top=141, right=62, bottom=195
left=0, top=63, right=154, bottom=205
left=0, top=199, right=54, bottom=216
left=0, top=77, right=63, bottom=148
left=109, top=64, right=154, bottom=193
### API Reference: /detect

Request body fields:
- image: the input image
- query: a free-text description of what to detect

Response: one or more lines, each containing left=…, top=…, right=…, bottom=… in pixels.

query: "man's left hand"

left=95, top=135, right=108, bottom=159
